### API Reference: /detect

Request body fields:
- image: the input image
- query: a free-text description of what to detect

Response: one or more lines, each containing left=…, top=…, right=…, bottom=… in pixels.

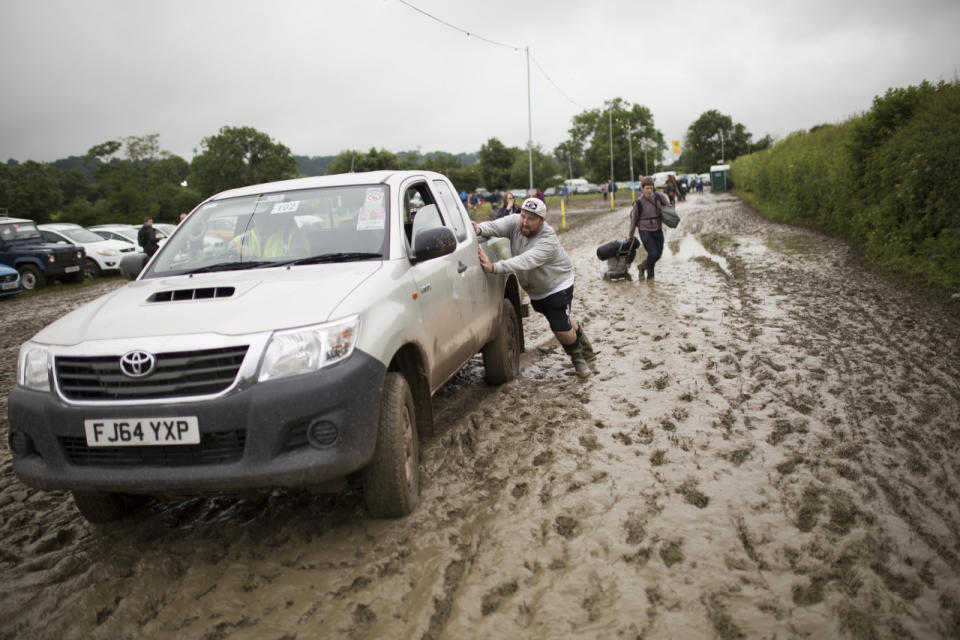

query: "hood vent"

left=148, top=287, right=236, bottom=303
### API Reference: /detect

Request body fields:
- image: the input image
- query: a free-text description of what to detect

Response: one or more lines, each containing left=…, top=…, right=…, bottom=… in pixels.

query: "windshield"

left=60, top=227, right=112, bottom=243
left=0, top=221, right=42, bottom=241
left=146, top=184, right=389, bottom=277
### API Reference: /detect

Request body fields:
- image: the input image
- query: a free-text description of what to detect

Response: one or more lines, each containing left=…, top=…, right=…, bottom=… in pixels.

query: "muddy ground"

left=1, top=192, right=959, bottom=639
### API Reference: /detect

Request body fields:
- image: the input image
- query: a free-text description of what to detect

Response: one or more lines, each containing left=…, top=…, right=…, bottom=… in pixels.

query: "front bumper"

left=8, top=350, right=386, bottom=494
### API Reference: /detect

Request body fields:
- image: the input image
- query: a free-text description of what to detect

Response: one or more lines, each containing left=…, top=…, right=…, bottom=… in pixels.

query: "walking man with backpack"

left=627, top=177, right=669, bottom=280
left=474, top=197, right=595, bottom=378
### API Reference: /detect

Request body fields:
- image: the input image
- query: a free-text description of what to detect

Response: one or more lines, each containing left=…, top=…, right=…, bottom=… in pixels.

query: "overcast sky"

left=2, top=0, right=959, bottom=165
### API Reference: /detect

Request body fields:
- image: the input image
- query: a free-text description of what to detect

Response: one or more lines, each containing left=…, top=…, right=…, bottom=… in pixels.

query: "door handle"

left=457, top=261, right=468, bottom=274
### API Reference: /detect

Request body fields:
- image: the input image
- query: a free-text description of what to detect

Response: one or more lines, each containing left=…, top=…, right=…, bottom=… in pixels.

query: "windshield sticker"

left=256, top=194, right=285, bottom=202
left=357, top=206, right=386, bottom=230
left=364, top=188, right=384, bottom=205
left=271, top=201, right=300, bottom=214
left=200, top=203, right=217, bottom=210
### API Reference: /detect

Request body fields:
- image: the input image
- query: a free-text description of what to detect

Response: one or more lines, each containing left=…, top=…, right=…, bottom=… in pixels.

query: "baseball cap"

left=520, top=197, right=547, bottom=218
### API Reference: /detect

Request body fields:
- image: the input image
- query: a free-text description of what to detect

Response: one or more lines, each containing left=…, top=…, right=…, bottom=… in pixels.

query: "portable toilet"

left=709, top=164, right=731, bottom=191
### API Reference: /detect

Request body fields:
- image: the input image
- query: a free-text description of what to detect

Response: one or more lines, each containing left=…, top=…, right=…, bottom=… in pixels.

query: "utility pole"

left=719, top=129, right=725, bottom=164
left=608, top=109, right=614, bottom=186
left=526, top=46, right=533, bottom=189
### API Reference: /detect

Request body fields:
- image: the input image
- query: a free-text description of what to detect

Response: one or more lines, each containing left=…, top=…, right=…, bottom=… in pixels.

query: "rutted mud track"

left=2, top=193, right=959, bottom=639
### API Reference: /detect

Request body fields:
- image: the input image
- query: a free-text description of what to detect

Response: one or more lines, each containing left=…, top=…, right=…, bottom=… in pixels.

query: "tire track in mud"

left=2, top=195, right=960, bottom=639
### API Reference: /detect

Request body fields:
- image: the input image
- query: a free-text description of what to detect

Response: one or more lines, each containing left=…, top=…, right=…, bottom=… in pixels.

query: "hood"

left=7, top=238, right=79, bottom=254
left=33, top=261, right=382, bottom=345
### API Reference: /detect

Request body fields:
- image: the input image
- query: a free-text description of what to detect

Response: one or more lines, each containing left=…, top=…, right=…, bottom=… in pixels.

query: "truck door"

left=402, top=180, right=468, bottom=389
left=431, top=178, right=493, bottom=354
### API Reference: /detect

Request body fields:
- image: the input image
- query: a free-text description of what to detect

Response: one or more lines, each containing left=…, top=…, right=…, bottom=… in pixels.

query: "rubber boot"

left=563, top=338, right=590, bottom=378
left=637, top=258, right=647, bottom=278
left=576, top=327, right=596, bottom=363
left=647, top=264, right=655, bottom=280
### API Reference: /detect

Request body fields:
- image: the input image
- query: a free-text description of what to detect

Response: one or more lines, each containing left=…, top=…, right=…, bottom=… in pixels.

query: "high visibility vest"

left=234, top=228, right=309, bottom=258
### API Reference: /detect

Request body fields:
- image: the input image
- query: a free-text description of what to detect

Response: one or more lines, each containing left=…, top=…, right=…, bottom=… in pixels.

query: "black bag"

left=656, top=194, right=680, bottom=228
left=596, top=238, right=639, bottom=262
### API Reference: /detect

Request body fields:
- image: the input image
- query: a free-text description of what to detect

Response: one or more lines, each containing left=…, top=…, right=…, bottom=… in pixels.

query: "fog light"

left=306, top=420, right=339, bottom=448
left=8, top=431, right=33, bottom=458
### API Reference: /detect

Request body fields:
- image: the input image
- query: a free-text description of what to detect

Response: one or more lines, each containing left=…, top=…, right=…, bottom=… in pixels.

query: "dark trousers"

left=637, top=229, right=664, bottom=268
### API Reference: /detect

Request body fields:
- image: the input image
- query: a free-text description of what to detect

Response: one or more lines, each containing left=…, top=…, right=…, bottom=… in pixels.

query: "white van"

left=651, top=171, right=676, bottom=188
left=563, top=179, right=588, bottom=190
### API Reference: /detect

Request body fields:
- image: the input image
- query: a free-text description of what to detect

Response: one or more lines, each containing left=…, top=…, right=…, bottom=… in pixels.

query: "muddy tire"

left=482, top=299, right=520, bottom=384
left=18, top=264, right=45, bottom=290
left=362, top=372, right=419, bottom=518
left=83, top=258, right=101, bottom=279
left=71, top=491, right=143, bottom=523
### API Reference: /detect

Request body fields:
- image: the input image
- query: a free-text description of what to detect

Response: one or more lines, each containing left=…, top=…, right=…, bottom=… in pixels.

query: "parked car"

left=38, top=223, right=136, bottom=278
left=0, top=216, right=85, bottom=290
left=9, top=170, right=525, bottom=524
left=88, top=224, right=167, bottom=254
left=0, top=263, right=21, bottom=297
left=575, top=183, right=600, bottom=194
left=544, top=187, right=557, bottom=196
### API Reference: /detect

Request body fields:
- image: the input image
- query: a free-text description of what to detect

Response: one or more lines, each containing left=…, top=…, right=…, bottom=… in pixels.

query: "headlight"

left=47, top=254, right=55, bottom=264
left=258, top=316, right=360, bottom=382
left=95, top=249, right=119, bottom=257
left=17, top=342, right=51, bottom=391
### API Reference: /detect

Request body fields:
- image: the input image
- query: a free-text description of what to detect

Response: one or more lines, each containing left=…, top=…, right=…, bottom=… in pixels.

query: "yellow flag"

left=672, top=140, right=681, bottom=154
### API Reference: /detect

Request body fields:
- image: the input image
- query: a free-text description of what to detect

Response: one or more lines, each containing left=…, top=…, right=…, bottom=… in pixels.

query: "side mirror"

left=412, top=226, right=456, bottom=263
left=119, top=252, right=148, bottom=280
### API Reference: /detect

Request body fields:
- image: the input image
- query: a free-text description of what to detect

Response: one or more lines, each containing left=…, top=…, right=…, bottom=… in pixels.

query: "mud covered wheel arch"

left=17, top=264, right=45, bottom=290
left=362, top=372, right=420, bottom=518
left=71, top=491, right=145, bottom=524
left=482, top=298, right=521, bottom=384
left=62, top=269, right=85, bottom=284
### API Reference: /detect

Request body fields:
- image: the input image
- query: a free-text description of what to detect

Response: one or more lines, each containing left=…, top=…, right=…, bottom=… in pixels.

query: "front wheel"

left=362, top=372, right=419, bottom=518
left=482, top=299, right=521, bottom=384
left=17, top=264, right=45, bottom=290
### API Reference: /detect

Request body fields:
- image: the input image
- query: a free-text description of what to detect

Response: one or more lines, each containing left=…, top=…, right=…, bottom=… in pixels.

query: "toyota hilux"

left=8, top=170, right=524, bottom=523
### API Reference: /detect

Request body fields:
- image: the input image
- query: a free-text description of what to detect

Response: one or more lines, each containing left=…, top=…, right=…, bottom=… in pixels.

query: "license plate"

left=1, top=281, right=16, bottom=290
left=84, top=417, right=200, bottom=447
left=65, top=265, right=80, bottom=273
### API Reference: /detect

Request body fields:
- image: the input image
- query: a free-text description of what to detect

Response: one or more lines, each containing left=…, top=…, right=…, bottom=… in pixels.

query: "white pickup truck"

left=8, top=170, right=524, bottom=523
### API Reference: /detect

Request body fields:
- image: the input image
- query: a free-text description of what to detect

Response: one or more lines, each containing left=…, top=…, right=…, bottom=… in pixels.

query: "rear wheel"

left=17, top=264, right=44, bottom=290
left=83, top=258, right=101, bottom=279
left=362, top=373, right=419, bottom=517
left=71, top=491, right=144, bottom=523
left=482, top=299, right=521, bottom=384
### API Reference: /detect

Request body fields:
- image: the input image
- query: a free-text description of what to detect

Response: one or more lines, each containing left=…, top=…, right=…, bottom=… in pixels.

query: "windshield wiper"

left=272, top=252, right=383, bottom=267
left=183, top=261, right=274, bottom=274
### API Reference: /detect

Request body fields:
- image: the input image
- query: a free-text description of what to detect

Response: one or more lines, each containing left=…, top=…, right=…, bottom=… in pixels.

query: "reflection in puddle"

left=669, top=235, right=731, bottom=275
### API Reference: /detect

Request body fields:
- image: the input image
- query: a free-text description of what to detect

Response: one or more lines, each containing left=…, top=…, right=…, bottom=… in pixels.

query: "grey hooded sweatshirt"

left=477, top=214, right=574, bottom=300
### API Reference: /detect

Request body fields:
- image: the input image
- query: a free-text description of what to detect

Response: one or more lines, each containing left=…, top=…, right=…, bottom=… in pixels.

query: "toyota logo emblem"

left=120, top=350, right=156, bottom=378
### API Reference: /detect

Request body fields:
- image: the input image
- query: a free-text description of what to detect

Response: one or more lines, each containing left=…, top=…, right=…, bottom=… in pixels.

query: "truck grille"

left=52, top=250, right=78, bottom=265
left=60, top=430, right=245, bottom=466
left=55, top=346, right=249, bottom=400
left=1, top=272, right=17, bottom=284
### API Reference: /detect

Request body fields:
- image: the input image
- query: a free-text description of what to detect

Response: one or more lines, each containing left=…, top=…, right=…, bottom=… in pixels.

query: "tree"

left=553, top=140, right=584, bottom=180
left=508, top=145, right=561, bottom=189
left=564, top=97, right=663, bottom=183
left=477, top=138, right=517, bottom=190
left=190, top=126, right=298, bottom=196
left=325, top=147, right=401, bottom=174
left=0, top=161, right=63, bottom=222
left=680, top=110, right=755, bottom=173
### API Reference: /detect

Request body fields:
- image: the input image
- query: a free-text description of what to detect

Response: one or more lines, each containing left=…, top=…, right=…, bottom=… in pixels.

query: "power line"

left=396, top=1, right=582, bottom=108
left=529, top=52, right=586, bottom=110
left=396, top=0, right=518, bottom=51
